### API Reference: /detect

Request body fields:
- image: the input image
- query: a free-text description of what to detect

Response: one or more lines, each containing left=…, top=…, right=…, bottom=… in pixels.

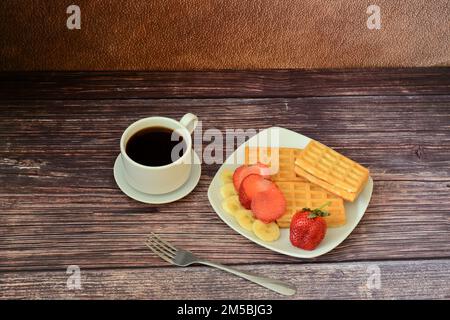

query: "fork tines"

left=145, top=233, right=178, bottom=264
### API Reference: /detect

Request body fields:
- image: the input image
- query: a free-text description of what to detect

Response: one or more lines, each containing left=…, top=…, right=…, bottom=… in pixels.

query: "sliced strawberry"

left=251, top=186, right=286, bottom=223
left=238, top=174, right=273, bottom=209
left=232, top=163, right=271, bottom=191
left=238, top=189, right=252, bottom=210
left=233, top=165, right=248, bottom=191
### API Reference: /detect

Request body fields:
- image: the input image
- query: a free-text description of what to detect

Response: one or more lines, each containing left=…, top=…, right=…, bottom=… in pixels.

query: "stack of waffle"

left=294, top=141, right=369, bottom=202
left=245, top=142, right=369, bottom=228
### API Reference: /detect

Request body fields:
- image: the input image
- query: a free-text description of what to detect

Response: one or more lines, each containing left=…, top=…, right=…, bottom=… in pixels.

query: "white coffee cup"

left=120, top=113, right=198, bottom=195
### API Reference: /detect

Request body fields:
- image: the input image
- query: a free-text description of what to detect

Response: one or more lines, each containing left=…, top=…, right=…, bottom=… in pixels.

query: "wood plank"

left=1, top=68, right=449, bottom=100
left=0, top=97, right=449, bottom=271
left=0, top=260, right=448, bottom=299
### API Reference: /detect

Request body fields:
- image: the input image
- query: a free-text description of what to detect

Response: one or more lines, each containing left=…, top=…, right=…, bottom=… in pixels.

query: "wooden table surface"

left=0, top=68, right=449, bottom=299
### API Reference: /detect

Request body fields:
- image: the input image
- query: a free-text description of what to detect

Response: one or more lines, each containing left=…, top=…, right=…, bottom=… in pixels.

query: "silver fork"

left=145, top=233, right=296, bottom=296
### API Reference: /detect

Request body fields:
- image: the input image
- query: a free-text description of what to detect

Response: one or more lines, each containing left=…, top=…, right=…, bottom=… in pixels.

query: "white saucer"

left=113, top=152, right=201, bottom=204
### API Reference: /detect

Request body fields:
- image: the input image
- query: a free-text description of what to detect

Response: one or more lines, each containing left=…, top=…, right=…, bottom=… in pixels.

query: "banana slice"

left=252, top=220, right=280, bottom=242
left=235, top=209, right=255, bottom=231
left=222, top=195, right=242, bottom=216
left=220, top=182, right=237, bottom=198
left=221, top=169, right=234, bottom=184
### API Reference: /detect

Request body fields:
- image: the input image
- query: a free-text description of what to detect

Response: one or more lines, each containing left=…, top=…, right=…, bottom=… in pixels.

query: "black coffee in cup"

left=126, top=127, right=186, bottom=166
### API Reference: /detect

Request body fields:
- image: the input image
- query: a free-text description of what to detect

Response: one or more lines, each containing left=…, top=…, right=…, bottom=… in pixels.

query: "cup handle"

left=179, top=113, right=198, bottom=134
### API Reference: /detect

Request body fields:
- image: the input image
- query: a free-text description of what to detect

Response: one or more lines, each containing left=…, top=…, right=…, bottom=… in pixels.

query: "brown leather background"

left=0, top=0, right=449, bottom=70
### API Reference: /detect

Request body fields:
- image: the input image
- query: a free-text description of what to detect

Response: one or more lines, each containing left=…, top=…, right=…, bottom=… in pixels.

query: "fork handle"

left=197, top=260, right=296, bottom=296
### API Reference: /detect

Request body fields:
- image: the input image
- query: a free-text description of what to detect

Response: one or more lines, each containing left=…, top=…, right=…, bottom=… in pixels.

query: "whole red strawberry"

left=290, top=207, right=329, bottom=250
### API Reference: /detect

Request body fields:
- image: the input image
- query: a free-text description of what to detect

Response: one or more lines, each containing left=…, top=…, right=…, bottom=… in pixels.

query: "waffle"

left=294, top=141, right=369, bottom=202
left=275, top=181, right=346, bottom=228
left=245, top=147, right=306, bottom=182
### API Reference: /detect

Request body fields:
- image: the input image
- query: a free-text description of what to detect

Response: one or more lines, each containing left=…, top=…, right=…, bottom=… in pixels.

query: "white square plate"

left=207, top=127, right=373, bottom=258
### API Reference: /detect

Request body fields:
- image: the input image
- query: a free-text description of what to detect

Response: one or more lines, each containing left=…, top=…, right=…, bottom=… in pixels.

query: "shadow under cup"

left=120, top=117, right=194, bottom=195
